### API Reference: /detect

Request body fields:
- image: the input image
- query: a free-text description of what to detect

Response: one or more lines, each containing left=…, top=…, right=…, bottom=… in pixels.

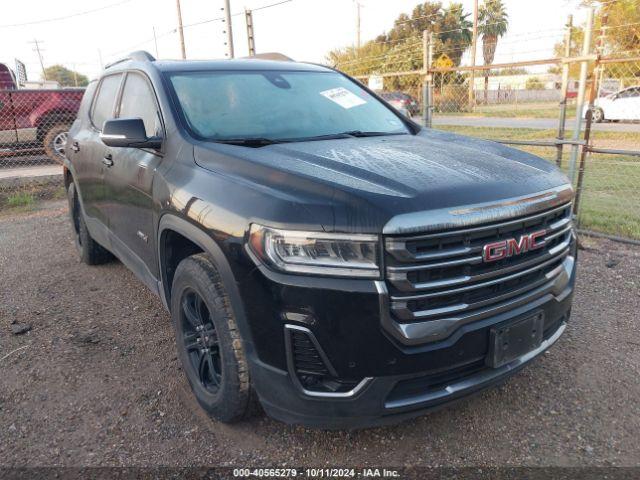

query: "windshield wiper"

left=339, top=130, right=406, bottom=138
left=213, top=137, right=282, bottom=147
left=284, top=131, right=407, bottom=143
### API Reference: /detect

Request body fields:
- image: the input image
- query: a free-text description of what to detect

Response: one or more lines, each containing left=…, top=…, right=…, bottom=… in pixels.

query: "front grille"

left=384, top=202, right=573, bottom=325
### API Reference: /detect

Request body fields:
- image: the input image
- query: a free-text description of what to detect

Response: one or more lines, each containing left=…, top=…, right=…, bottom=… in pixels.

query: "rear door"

left=74, top=73, right=123, bottom=225
left=103, top=71, right=165, bottom=277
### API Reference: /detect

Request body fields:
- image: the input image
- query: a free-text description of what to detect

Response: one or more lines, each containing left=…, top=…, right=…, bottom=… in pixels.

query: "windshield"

left=167, top=70, right=411, bottom=142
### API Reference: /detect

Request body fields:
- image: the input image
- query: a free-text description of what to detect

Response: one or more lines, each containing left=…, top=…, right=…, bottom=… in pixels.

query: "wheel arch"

left=157, top=214, right=256, bottom=355
left=35, top=108, right=76, bottom=137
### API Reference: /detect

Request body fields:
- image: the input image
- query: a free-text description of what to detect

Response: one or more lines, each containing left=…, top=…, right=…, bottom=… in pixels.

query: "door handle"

left=71, top=141, right=80, bottom=153
left=102, top=154, right=114, bottom=167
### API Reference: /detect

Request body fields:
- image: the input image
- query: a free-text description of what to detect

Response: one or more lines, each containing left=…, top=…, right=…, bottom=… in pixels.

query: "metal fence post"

left=556, top=15, right=573, bottom=168
left=573, top=56, right=599, bottom=217
left=422, top=30, right=433, bottom=128
left=568, top=7, right=594, bottom=184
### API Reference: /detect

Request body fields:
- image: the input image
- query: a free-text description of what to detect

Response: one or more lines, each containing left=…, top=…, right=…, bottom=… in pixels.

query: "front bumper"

left=252, top=315, right=569, bottom=429
left=243, top=253, right=575, bottom=429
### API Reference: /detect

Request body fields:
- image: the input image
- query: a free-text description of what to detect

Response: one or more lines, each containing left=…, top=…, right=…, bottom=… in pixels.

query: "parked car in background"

left=0, top=62, right=83, bottom=163
left=379, top=91, right=420, bottom=116
left=585, top=86, right=640, bottom=122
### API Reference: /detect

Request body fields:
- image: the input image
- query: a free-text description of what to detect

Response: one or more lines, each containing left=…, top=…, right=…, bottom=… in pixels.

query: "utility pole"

left=30, top=39, right=47, bottom=80
left=71, top=63, right=78, bottom=87
left=153, top=26, right=160, bottom=58
left=245, top=9, right=256, bottom=56
left=98, top=49, right=104, bottom=70
left=222, top=0, right=234, bottom=58
left=468, top=0, right=478, bottom=110
left=176, top=0, right=186, bottom=59
left=356, top=1, right=361, bottom=50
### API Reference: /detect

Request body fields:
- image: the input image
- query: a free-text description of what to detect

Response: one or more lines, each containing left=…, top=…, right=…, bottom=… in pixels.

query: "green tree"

left=327, top=1, right=473, bottom=73
left=549, top=0, right=639, bottom=83
left=478, top=0, right=509, bottom=102
left=525, top=76, right=544, bottom=89
left=42, top=65, right=88, bottom=87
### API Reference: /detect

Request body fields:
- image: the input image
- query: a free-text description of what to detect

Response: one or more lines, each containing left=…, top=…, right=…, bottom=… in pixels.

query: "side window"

left=618, top=88, right=639, bottom=99
left=118, top=73, right=160, bottom=137
left=91, top=74, right=123, bottom=130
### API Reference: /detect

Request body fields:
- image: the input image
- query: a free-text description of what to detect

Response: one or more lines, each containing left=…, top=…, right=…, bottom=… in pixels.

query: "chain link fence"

left=0, top=87, right=82, bottom=207
left=578, top=55, right=640, bottom=240
left=347, top=4, right=639, bottom=242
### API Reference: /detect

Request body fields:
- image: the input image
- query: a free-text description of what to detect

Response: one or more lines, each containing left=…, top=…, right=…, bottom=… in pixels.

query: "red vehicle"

left=0, top=62, right=84, bottom=163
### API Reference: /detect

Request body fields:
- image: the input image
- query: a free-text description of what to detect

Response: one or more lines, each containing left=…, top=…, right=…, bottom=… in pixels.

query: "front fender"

left=157, top=214, right=256, bottom=357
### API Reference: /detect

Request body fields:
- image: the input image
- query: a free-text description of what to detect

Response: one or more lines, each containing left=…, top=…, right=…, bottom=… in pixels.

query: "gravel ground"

left=1, top=200, right=639, bottom=468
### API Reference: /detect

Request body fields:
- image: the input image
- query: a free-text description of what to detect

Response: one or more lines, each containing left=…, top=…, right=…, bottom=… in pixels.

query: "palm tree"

left=478, top=0, right=508, bottom=103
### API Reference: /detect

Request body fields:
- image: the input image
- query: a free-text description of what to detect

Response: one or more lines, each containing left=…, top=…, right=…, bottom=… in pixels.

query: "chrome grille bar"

left=388, top=236, right=571, bottom=292
left=386, top=203, right=572, bottom=264
left=392, top=260, right=567, bottom=320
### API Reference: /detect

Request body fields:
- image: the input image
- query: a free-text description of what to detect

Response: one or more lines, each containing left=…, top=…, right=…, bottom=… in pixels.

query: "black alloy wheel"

left=180, top=288, right=223, bottom=394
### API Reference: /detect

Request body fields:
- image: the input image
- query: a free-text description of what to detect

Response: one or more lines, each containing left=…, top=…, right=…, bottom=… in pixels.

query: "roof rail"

left=242, top=52, right=294, bottom=62
left=105, top=50, right=156, bottom=70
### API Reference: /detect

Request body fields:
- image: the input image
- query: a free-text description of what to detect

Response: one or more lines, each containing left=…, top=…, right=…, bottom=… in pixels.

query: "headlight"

left=248, top=224, right=380, bottom=278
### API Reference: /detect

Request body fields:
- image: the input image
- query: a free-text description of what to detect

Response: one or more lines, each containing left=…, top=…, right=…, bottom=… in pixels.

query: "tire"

left=43, top=123, right=70, bottom=164
left=171, top=253, right=255, bottom=423
left=66, top=182, right=112, bottom=265
left=590, top=107, right=604, bottom=123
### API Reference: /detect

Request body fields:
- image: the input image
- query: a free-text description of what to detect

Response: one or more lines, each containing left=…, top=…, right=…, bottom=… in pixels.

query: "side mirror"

left=100, top=118, right=162, bottom=149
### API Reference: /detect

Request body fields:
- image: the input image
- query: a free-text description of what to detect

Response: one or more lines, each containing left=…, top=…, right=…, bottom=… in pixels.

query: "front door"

left=103, top=71, right=165, bottom=278
left=608, top=87, right=640, bottom=121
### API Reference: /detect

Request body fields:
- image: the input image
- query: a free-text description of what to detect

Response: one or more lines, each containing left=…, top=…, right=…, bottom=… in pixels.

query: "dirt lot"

left=1, top=200, right=639, bottom=468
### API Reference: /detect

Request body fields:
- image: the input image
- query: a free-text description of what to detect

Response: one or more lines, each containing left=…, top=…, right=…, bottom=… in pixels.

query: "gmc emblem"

left=482, top=230, right=547, bottom=263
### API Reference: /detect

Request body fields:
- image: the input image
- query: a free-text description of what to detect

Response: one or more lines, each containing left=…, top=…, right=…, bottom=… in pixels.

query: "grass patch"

left=0, top=181, right=66, bottom=217
left=6, top=192, right=35, bottom=208
left=438, top=102, right=577, bottom=119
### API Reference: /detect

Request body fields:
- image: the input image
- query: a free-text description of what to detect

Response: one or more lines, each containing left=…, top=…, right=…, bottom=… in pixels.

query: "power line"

left=0, top=0, right=133, bottom=28
left=105, top=0, right=294, bottom=61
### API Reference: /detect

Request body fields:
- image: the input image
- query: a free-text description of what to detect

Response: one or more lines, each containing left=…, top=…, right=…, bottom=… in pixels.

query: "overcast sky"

left=1, top=0, right=586, bottom=82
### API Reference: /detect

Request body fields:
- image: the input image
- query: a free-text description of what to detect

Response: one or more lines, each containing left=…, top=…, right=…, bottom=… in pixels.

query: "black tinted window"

left=91, top=74, right=122, bottom=130
left=618, top=88, right=639, bottom=98
left=119, top=73, right=160, bottom=137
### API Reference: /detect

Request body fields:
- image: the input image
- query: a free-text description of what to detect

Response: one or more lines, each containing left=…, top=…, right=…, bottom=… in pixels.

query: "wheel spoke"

left=183, top=332, right=200, bottom=351
left=181, top=294, right=201, bottom=328
left=198, top=351, right=208, bottom=384
left=205, top=353, right=220, bottom=387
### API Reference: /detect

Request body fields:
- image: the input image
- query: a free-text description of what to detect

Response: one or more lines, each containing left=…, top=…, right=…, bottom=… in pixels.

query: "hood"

left=194, top=129, right=569, bottom=232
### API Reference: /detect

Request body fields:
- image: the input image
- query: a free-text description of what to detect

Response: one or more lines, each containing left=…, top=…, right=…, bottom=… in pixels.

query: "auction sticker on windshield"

left=320, top=87, right=367, bottom=109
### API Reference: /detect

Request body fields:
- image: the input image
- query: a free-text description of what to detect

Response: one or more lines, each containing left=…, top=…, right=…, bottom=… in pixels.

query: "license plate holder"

left=486, top=312, right=545, bottom=368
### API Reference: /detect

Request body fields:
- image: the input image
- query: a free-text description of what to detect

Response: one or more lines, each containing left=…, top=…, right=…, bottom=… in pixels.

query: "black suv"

left=64, top=51, right=577, bottom=428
